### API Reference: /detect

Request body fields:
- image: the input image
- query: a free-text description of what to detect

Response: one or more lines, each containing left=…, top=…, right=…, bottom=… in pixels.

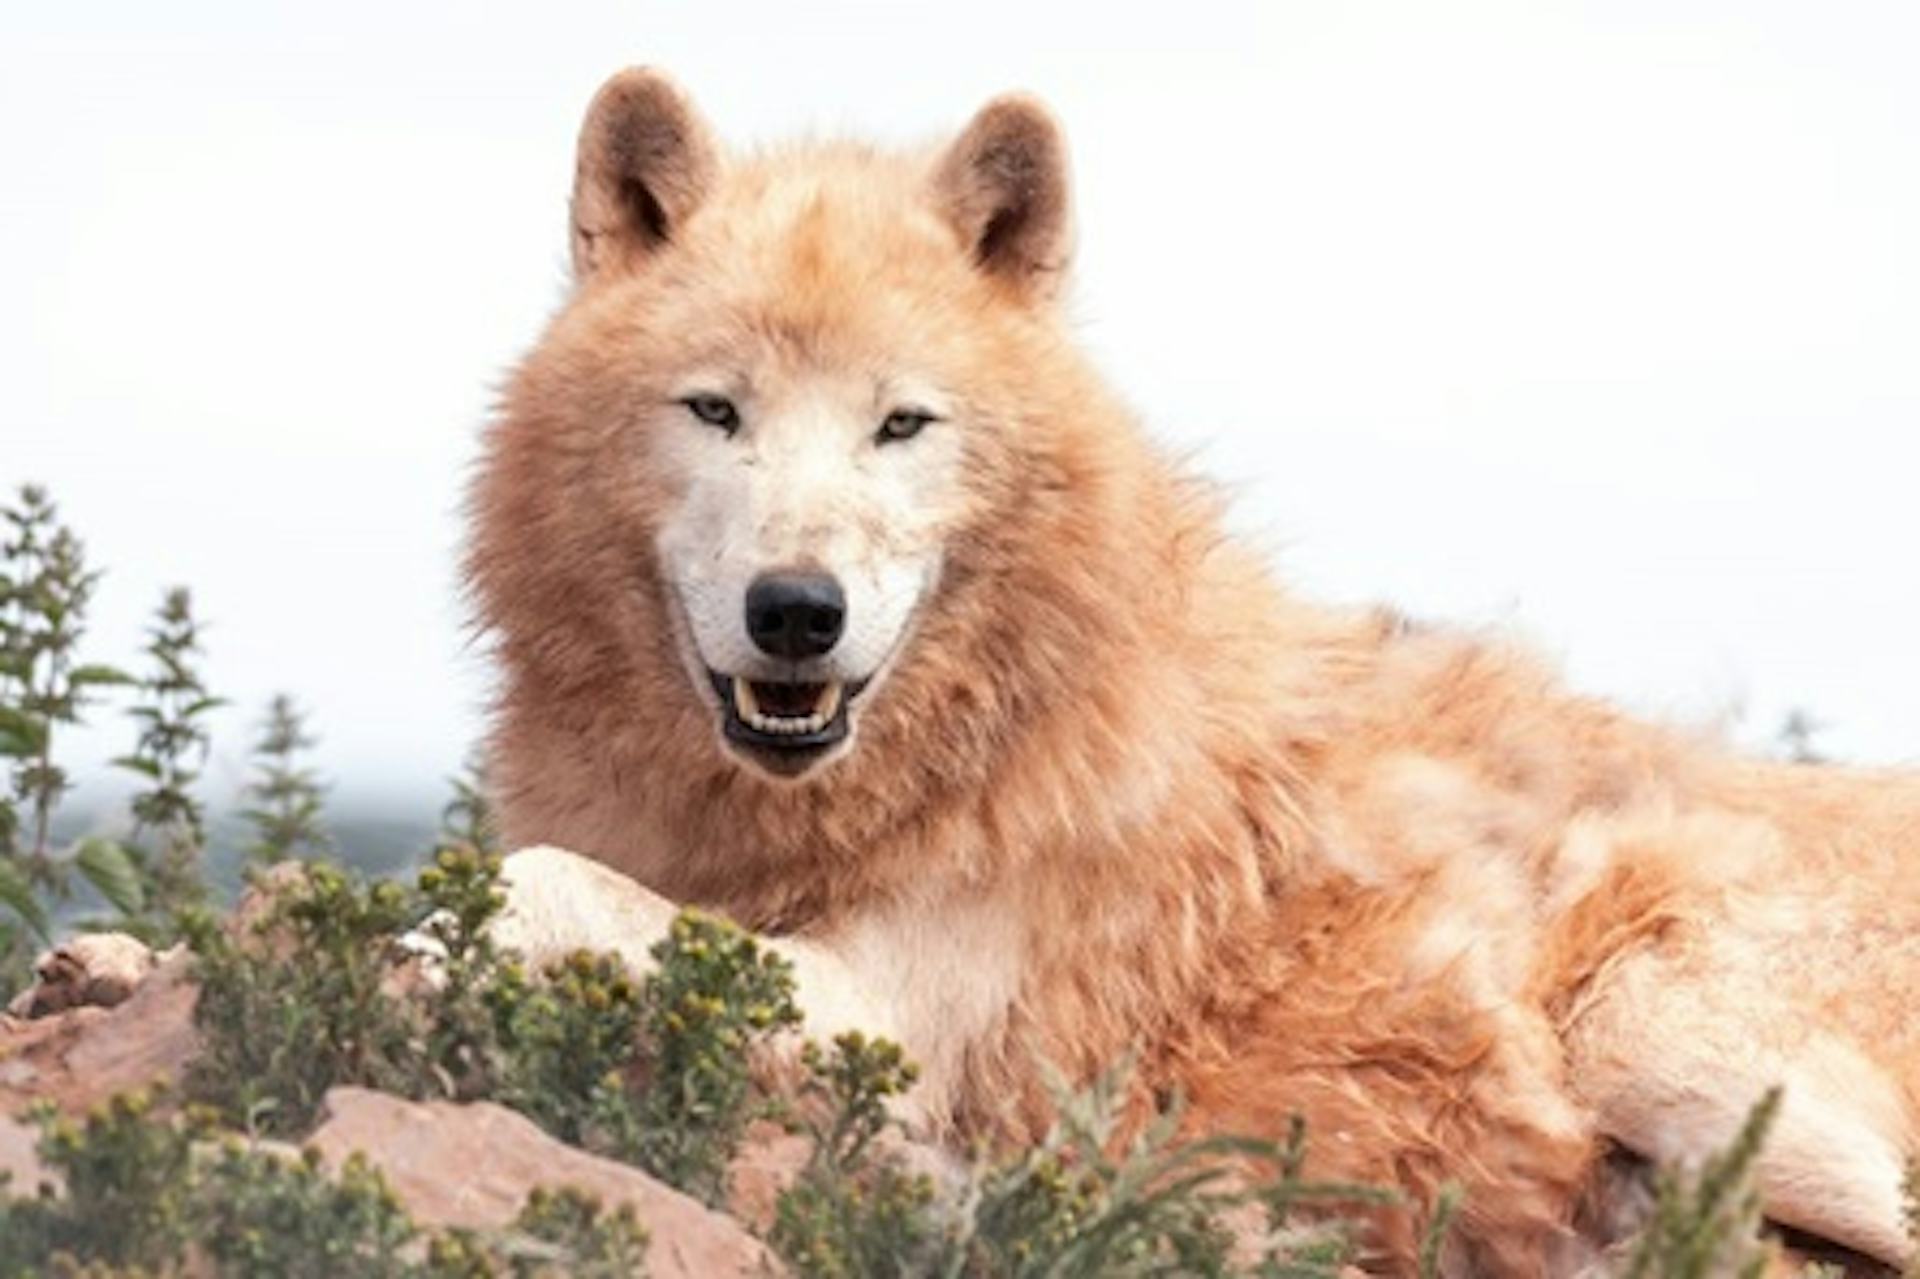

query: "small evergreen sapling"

left=108, top=585, right=223, bottom=929
left=241, top=692, right=332, bottom=865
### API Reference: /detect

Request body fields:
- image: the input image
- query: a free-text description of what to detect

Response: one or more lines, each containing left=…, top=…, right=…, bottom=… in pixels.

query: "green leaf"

left=68, top=663, right=135, bottom=688
left=0, top=857, right=50, bottom=942
left=74, top=837, right=147, bottom=917
left=0, top=706, right=45, bottom=757
left=112, top=755, right=164, bottom=779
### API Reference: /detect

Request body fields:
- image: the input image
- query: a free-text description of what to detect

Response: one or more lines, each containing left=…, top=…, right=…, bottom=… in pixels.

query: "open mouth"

left=706, top=670, right=869, bottom=768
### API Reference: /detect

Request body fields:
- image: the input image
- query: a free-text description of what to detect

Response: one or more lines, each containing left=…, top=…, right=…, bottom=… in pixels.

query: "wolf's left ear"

left=570, top=68, right=718, bottom=280
left=933, top=95, right=1073, bottom=304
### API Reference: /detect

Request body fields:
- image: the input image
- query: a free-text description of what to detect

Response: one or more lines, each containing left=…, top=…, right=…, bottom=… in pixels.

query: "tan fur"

left=468, top=69, right=1920, bottom=1275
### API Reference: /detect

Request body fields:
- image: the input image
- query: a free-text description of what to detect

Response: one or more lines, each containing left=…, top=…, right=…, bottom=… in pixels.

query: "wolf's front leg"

left=492, top=846, right=902, bottom=1048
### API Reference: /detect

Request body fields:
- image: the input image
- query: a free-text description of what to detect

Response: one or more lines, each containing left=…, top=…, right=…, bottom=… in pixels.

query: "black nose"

left=745, top=571, right=846, bottom=659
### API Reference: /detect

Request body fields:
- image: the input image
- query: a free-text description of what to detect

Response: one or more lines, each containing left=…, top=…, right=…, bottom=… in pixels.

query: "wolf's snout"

left=745, top=571, right=846, bottom=659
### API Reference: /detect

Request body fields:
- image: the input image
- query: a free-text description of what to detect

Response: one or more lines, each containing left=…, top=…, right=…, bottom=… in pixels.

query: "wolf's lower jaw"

left=704, top=669, right=871, bottom=773
left=731, top=675, right=843, bottom=735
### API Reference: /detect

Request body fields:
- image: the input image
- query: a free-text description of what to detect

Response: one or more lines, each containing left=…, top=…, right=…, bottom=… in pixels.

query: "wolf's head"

left=474, top=70, right=1165, bottom=791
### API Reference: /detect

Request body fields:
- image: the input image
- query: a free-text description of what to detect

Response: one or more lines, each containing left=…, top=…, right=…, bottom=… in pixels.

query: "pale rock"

left=308, top=1087, right=781, bottom=1278
left=7, top=932, right=159, bottom=1019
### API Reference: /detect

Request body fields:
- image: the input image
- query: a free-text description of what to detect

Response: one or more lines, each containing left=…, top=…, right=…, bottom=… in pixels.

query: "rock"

left=228, top=860, right=309, bottom=936
left=308, top=1087, right=781, bottom=1278
left=0, top=949, right=198, bottom=1115
left=726, top=1116, right=967, bottom=1236
left=6, top=933, right=159, bottom=1019
left=726, top=1121, right=814, bottom=1231
left=0, top=1110, right=45, bottom=1194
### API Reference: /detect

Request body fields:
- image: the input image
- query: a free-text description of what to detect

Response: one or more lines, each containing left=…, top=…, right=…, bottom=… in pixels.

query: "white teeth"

left=730, top=677, right=843, bottom=737
left=732, top=677, right=761, bottom=720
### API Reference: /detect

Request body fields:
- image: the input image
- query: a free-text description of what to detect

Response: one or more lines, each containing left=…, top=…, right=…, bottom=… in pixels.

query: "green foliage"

left=413, top=845, right=517, bottom=1103
left=112, top=587, right=220, bottom=927
left=438, top=755, right=498, bottom=860
left=0, top=853, right=50, bottom=943
left=4, top=1090, right=199, bottom=1270
left=240, top=693, right=331, bottom=866
left=768, top=1043, right=1406, bottom=1279
left=196, top=1144, right=418, bottom=1277
left=770, top=1033, right=939, bottom=1277
left=180, top=849, right=804, bottom=1214
left=498, top=1186, right=651, bottom=1278
left=955, top=1066, right=1389, bottom=1278
left=183, top=862, right=424, bottom=1134
left=0, top=485, right=137, bottom=997
left=1777, top=708, right=1828, bottom=765
left=1618, top=1087, right=1779, bottom=1279
left=72, top=839, right=147, bottom=921
left=490, top=948, right=645, bottom=1149
left=0, top=485, right=126, bottom=875
left=624, top=909, right=804, bottom=1203
left=179, top=848, right=601, bottom=1137
left=0, top=1088, right=649, bottom=1278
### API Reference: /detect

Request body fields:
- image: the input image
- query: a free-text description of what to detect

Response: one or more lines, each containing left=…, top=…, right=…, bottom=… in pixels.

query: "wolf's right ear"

left=570, top=68, right=717, bottom=280
left=934, top=95, right=1074, bottom=305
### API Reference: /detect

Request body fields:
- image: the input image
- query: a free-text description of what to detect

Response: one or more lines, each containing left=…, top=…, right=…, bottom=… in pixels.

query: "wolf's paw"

left=5, top=932, right=159, bottom=1019
left=487, top=845, right=682, bottom=974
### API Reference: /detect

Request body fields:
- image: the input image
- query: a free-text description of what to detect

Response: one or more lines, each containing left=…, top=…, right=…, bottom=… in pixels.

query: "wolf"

left=467, top=68, right=1920, bottom=1274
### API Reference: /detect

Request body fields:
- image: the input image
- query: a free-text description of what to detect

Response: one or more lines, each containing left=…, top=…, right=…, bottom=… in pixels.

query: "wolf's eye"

left=877, top=408, right=937, bottom=444
left=681, top=394, right=741, bottom=434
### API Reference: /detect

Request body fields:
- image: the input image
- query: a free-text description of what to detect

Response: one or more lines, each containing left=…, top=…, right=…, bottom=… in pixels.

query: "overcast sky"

left=2, top=1, right=1915, bottom=820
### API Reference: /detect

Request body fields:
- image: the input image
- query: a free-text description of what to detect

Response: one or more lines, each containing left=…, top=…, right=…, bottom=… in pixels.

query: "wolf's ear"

left=933, top=95, right=1073, bottom=304
left=570, top=68, right=718, bottom=280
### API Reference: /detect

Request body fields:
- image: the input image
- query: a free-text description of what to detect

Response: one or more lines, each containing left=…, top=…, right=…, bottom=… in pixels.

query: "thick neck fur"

left=476, top=346, right=1328, bottom=947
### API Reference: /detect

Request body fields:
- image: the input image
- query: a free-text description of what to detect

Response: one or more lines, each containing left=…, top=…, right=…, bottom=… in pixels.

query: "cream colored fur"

left=468, top=69, right=1920, bottom=1274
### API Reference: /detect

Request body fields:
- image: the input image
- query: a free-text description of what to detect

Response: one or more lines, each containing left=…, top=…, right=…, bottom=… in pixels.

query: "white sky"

left=2, top=1, right=1916, bottom=817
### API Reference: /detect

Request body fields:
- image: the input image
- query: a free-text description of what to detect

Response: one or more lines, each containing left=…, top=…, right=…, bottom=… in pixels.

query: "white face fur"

left=650, top=371, right=966, bottom=774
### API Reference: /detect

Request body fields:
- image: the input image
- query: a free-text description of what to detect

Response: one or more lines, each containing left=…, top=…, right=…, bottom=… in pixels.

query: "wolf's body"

left=469, top=69, right=1920, bottom=1274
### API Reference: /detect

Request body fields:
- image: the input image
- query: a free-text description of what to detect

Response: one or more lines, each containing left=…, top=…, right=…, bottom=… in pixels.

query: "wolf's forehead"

left=705, top=150, right=960, bottom=279
left=673, top=163, right=970, bottom=364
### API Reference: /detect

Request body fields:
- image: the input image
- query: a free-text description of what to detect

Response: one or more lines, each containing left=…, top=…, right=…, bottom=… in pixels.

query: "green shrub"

left=181, top=850, right=804, bottom=1214
left=622, top=909, right=803, bottom=1202
left=0, top=1090, right=199, bottom=1272
left=495, top=1186, right=650, bottom=1278
left=768, top=1043, right=1411, bottom=1279
left=490, top=948, right=644, bottom=1148
left=0, top=1088, right=650, bottom=1278
left=195, top=1145, right=418, bottom=1278
left=770, top=1032, right=940, bottom=1277
left=183, top=861, right=424, bottom=1134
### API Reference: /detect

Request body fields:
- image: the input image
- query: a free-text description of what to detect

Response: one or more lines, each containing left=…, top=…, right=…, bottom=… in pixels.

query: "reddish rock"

left=727, top=1121, right=814, bottom=1231
left=308, top=1087, right=781, bottom=1278
left=0, top=950, right=198, bottom=1115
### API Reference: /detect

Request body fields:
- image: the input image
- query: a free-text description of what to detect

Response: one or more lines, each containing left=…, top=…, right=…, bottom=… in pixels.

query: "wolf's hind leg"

left=1566, top=952, right=1913, bottom=1266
